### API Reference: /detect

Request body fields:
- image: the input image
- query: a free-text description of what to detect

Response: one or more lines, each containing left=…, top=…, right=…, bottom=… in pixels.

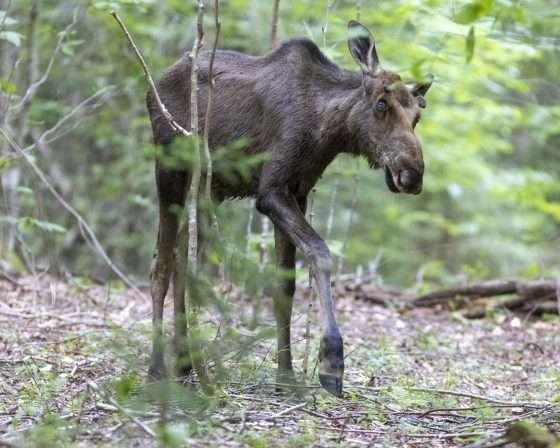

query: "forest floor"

left=1, top=274, right=559, bottom=447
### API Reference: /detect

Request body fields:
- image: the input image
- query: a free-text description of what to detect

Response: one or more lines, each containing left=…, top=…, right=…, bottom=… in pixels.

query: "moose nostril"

left=399, top=169, right=422, bottom=188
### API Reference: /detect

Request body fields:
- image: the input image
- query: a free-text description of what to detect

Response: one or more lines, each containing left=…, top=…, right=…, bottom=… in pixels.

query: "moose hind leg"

left=149, top=166, right=187, bottom=378
left=172, top=223, right=192, bottom=378
left=149, top=204, right=181, bottom=378
left=273, top=225, right=297, bottom=386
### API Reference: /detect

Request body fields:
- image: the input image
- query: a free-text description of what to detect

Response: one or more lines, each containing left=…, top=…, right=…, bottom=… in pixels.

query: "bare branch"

left=325, top=176, right=339, bottom=239
left=270, top=0, right=281, bottom=48
left=0, top=128, right=147, bottom=301
left=3, top=86, right=115, bottom=164
left=322, top=1, right=336, bottom=48
left=37, top=86, right=115, bottom=147
left=87, top=381, right=156, bottom=438
left=183, top=0, right=212, bottom=391
left=186, top=0, right=205, bottom=274
left=303, top=188, right=316, bottom=376
left=111, top=11, right=191, bottom=137
left=336, top=167, right=359, bottom=290
left=13, top=8, right=78, bottom=111
left=200, top=1, right=225, bottom=283
left=27, top=1, right=39, bottom=86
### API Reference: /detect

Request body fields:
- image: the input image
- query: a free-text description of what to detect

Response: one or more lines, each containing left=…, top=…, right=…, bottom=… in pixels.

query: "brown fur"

left=146, top=21, right=432, bottom=395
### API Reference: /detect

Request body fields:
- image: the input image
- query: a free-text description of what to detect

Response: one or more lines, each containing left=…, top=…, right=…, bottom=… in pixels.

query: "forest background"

left=1, top=0, right=559, bottom=290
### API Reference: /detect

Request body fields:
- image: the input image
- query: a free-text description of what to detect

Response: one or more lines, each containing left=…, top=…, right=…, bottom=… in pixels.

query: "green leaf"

left=16, top=186, right=33, bottom=195
left=17, top=217, right=34, bottom=233
left=466, top=26, right=475, bottom=62
left=410, top=58, right=427, bottom=81
left=0, top=156, right=10, bottom=171
left=453, top=0, right=493, bottom=25
left=61, top=39, right=84, bottom=57
left=0, top=31, right=24, bottom=47
left=17, top=217, right=66, bottom=234
left=34, top=221, right=66, bottom=234
left=0, top=79, right=16, bottom=94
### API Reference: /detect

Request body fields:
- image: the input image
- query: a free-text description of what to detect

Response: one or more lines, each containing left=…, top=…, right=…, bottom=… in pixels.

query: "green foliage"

left=453, top=0, right=494, bottom=25
left=1, top=0, right=558, bottom=286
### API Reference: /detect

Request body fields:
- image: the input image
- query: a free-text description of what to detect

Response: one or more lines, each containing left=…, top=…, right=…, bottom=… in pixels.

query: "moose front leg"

left=257, top=190, right=344, bottom=396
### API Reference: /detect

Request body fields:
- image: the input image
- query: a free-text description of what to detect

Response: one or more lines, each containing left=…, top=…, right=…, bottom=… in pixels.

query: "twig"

left=222, top=401, right=307, bottom=423
left=465, top=438, right=509, bottom=448
left=184, top=0, right=212, bottom=391
left=270, top=0, right=281, bottom=48
left=27, top=2, right=39, bottom=87
left=87, top=381, right=156, bottom=438
left=325, top=176, right=338, bottom=239
left=110, top=11, right=191, bottom=137
left=303, top=188, right=316, bottom=376
left=322, top=1, right=336, bottom=48
left=252, top=213, right=270, bottom=327
left=37, top=86, right=116, bottom=147
left=186, top=0, right=205, bottom=278
left=0, top=129, right=147, bottom=300
left=13, top=8, right=78, bottom=111
left=203, top=0, right=223, bottom=281
left=6, top=86, right=116, bottom=163
left=271, top=402, right=306, bottom=418
left=406, top=387, right=547, bottom=407
left=336, top=164, right=359, bottom=289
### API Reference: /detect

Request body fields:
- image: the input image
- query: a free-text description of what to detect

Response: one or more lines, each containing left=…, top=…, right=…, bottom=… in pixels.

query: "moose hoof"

left=319, top=373, right=343, bottom=397
left=319, top=331, right=344, bottom=397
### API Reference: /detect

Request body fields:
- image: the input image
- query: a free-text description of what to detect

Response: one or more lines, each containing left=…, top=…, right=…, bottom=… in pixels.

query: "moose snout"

left=397, top=168, right=423, bottom=194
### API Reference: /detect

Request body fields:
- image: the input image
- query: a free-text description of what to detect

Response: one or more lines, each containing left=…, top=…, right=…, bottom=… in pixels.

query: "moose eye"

left=375, top=99, right=387, bottom=113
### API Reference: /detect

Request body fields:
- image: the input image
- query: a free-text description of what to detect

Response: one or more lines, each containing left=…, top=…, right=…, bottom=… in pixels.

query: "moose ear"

left=347, top=20, right=379, bottom=75
left=411, top=73, right=434, bottom=98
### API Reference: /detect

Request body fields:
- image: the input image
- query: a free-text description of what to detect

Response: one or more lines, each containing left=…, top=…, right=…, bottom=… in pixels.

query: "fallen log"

left=349, top=275, right=559, bottom=318
left=412, top=280, right=518, bottom=307
left=463, top=295, right=558, bottom=319
left=516, top=280, right=558, bottom=299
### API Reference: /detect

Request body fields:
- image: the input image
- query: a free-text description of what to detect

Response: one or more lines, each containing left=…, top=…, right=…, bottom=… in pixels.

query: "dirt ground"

left=1, top=274, right=559, bottom=447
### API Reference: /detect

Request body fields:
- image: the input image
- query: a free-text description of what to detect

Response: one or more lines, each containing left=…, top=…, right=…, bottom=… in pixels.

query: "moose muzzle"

left=397, top=167, right=423, bottom=194
left=384, top=133, right=424, bottom=195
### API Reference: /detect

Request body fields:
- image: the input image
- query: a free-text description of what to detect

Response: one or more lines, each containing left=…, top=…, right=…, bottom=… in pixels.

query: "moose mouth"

left=384, top=166, right=423, bottom=195
left=384, top=166, right=401, bottom=193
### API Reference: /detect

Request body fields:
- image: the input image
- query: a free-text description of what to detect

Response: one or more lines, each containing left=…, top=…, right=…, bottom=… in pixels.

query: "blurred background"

left=1, top=0, right=559, bottom=290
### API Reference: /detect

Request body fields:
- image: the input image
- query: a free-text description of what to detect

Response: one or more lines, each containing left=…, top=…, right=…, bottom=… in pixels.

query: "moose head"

left=347, top=20, right=432, bottom=195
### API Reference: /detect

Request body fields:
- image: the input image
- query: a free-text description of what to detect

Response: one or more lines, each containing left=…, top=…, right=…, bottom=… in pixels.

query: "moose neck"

left=318, top=80, right=374, bottom=164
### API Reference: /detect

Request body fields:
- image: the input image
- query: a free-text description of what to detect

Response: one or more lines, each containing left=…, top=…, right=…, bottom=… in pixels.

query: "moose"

left=146, top=21, right=432, bottom=396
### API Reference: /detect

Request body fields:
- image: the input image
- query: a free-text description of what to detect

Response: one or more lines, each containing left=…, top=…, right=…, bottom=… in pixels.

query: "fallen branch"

left=413, top=280, right=518, bottom=307
left=87, top=381, right=156, bottom=438
left=350, top=276, right=559, bottom=318
left=412, top=279, right=559, bottom=318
